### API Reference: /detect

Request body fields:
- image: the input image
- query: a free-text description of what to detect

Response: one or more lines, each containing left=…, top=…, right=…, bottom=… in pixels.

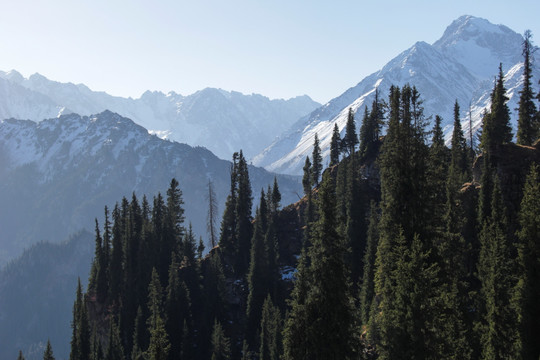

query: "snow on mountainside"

left=0, top=71, right=320, bottom=160
left=0, top=111, right=301, bottom=266
left=253, top=15, right=539, bottom=175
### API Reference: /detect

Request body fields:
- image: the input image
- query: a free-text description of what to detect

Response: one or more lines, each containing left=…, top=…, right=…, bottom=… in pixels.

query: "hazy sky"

left=0, top=0, right=538, bottom=104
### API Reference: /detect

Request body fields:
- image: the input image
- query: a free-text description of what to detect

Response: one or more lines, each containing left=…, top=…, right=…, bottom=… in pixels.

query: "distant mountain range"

left=0, top=110, right=302, bottom=266
left=0, top=70, right=320, bottom=160
left=252, top=15, right=540, bottom=175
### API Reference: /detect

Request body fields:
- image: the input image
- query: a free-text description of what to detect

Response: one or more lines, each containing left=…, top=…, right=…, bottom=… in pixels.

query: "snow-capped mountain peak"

left=0, top=72, right=320, bottom=160
left=253, top=16, right=537, bottom=175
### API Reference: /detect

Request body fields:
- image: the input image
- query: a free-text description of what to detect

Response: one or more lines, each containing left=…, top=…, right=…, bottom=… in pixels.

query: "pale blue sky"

left=0, top=0, right=538, bottom=104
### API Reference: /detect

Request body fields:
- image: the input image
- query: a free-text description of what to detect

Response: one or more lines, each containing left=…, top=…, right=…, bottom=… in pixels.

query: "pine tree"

left=91, top=329, right=104, bottom=360
left=271, top=177, right=281, bottom=213
left=359, top=201, right=379, bottom=325
left=70, top=278, right=91, bottom=360
left=342, top=107, right=359, bottom=156
left=477, top=176, right=518, bottom=359
left=210, top=320, right=231, bottom=360
left=451, top=101, right=470, bottom=178
left=517, top=30, right=538, bottom=146
left=145, top=268, right=170, bottom=360
left=302, top=156, right=312, bottom=196
left=245, top=206, right=268, bottom=346
left=283, top=172, right=358, bottom=359
left=259, top=295, right=282, bottom=360
left=428, top=114, right=450, bottom=229
left=359, top=89, right=385, bottom=160
left=88, top=218, right=102, bottom=297
left=43, top=339, right=55, bottom=360
left=481, top=64, right=513, bottom=154
left=17, top=350, right=25, bottom=360
left=330, top=123, right=341, bottom=166
left=311, top=134, right=322, bottom=187
left=515, top=164, right=540, bottom=359
left=234, top=150, right=253, bottom=275
left=108, top=204, right=123, bottom=304
left=131, top=307, right=146, bottom=360
left=105, top=319, right=124, bottom=360
left=207, top=180, right=219, bottom=249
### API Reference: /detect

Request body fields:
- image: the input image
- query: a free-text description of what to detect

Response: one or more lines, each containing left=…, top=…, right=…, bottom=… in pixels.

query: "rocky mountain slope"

left=253, top=15, right=540, bottom=175
left=0, top=111, right=302, bottom=266
left=0, top=71, right=320, bottom=160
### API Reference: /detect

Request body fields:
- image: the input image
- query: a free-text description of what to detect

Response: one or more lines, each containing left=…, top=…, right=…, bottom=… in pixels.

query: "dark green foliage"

left=330, top=123, right=341, bottom=166
left=359, top=89, right=385, bottom=160
left=246, top=206, right=268, bottom=345
left=207, top=180, right=219, bottom=249
left=359, top=201, right=379, bottom=325
left=17, top=350, right=25, bottom=360
left=302, top=156, right=312, bottom=196
left=477, top=177, right=518, bottom=359
left=311, top=134, right=323, bottom=186
left=271, top=177, right=281, bottom=213
left=283, top=172, right=358, bottom=360
left=517, top=30, right=538, bottom=146
left=428, top=114, right=450, bottom=230
left=451, top=101, right=470, bottom=179
left=70, top=279, right=91, bottom=360
left=145, top=268, right=170, bottom=360
left=210, top=320, right=231, bottom=360
left=234, top=151, right=253, bottom=275
left=480, top=64, right=513, bottom=155
left=43, top=339, right=55, bottom=360
left=218, top=151, right=253, bottom=276
left=259, top=295, right=282, bottom=360
left=342, top=107, right=359, bottom=156
left=105, top=319, right=124, bottom=360
left=515, top=164, right=540, bottom=359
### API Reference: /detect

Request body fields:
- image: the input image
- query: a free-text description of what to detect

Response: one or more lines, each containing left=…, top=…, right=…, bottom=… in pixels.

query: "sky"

left=0, top=0, right=538, bottom=104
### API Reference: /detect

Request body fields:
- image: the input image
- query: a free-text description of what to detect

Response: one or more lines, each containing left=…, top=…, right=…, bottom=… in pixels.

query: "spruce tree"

left=311, top=134, right=322, bottom=187
left=145, top=268, right=170, bottom=360
left=234, top=150, right=253, bottom=275
left=517, top=30, right=538, bottom=146
left=477, top=176, right=518, bottom=359
left=219, top=153, right=239, bottom=260
left=428, top=115, right=450, bottom=228
left=210, top=320, right=231, bottom=360
left=43, top=339, right=55, bottom=360
left=302, top=156, right=312, bottom=196
left=259, top=295, right=282, bottom=360
left=105, top=319, right=124, bottom=360
left=515, top=164, right=540, bottom=359
left=70, top=278, right=91, bottom=360
left=359, top=201, right=379, bottom=325
left=451, top=101, right=470, bottom=178
left=17, top=350, right=25, bottom=360
left=245, top=206, right=269, bottom=346
left=330, top=123, right=341, bottom=166
left=481, top=64, right=513, bottom=154
left=207, top=180, right=219, bottom=249
left=283, top=172, right=358, bottom=359
left=342, top=107, right=359, bottom=156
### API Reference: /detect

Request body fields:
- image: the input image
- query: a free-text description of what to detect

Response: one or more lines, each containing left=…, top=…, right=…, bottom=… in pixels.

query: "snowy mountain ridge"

left=0, top=111, right=302, bottom=266
left=0, top=71, right=320, bottom=160
left=252, top=15, right=539, bottom=175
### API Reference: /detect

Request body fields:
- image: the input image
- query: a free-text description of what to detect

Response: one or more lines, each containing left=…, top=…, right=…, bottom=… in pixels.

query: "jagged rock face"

left=0, top=71, right=320, bottom=160
left=0, top=110, right=302, bottom=266
left=253, top=15, right=540, bottom=175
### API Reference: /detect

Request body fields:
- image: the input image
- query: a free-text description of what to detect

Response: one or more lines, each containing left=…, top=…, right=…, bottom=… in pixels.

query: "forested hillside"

left=18, top=38, right=540, bottom=360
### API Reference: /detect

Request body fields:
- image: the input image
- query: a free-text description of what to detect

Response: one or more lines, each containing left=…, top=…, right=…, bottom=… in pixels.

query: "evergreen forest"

left=20, top=36, right=540, bottom=360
